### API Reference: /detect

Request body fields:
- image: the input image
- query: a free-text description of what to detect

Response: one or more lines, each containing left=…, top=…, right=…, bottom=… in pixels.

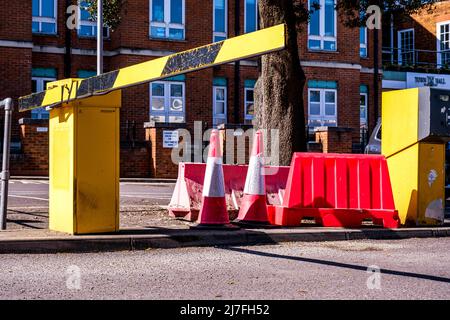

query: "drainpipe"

left=64, top=0, right=72, bottom=78
left=233, top=0, right=241, bottom=124
left=0, top=98, right=12, bottom=230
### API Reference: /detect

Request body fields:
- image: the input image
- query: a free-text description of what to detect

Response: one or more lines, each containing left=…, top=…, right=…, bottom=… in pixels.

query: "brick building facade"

left=382, top=0, right=450, bottom=91
left=0, top=0, right=381, bottom=178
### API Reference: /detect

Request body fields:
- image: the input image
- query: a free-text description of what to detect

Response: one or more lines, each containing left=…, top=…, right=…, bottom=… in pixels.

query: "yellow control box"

left=48, top=80, right=121, bottom=234
left=382, top=87, right=450, bottom=226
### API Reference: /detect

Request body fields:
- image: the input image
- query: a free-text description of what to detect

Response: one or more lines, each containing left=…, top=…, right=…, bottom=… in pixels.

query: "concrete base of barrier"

left=268, top=206, right=401, bottom=229
left=169, top=163, right=290, bottom=222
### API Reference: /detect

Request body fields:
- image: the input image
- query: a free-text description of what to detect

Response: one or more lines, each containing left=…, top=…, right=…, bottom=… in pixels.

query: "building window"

left=360, top=85, right=368, bottom=128
left=308, top=80, right=337, bottom=127
left=150, top=0, right=185, bottom=40
left=437, top=21, right=450, bottom=67
left=31, top=68, right=57, bottom=120
left=398, top=29, right=415, bottom=66
left=150, top=79, right=185, bottom=123
left=32, top=0, right=57, bottom=34
left=78, top=1, right=109, bottom=38
left=77, top=70, right=97, bottom=79
left=244, top=0, right=258, bottom=33
left=213, top=0, right=227, bottom=42
left=308, top=0, right=336, bottom=51
left=360, top=27, right=367, bottom=57
left=213, top=86, right=227, bottom=126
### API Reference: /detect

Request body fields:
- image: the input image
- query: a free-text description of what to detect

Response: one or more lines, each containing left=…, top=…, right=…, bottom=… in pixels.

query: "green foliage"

left=82, top=0, right=125, bottom=31
left=292, top=0, right=438, bottom=27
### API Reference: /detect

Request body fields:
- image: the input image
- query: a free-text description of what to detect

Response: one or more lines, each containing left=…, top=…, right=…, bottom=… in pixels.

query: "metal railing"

left=382, top=47, right=450, bottom=70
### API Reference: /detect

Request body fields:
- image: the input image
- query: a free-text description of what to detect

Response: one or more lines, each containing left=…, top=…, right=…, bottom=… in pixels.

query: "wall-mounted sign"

left=163, top=130, right=179, bottom=148
left=36, top=127, right=48, bottom=132
left=407, top=72, right=450, bottom=89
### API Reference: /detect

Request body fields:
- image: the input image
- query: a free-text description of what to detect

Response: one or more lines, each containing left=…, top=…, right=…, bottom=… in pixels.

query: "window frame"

left=32, top=0, right=58, bottom=35
left=437, top=21, right=450, bottom=68
left=213, top=85, right=227, bottom=126
left=213, top=0, right=228, bottom=42
left=307, top=0, right=337, bottom=52
left=244, top=87, right=255, bottom=122
left=398, top=28, right=415, bottom=66
left=77, top=1, right=110, bottom=39
left=360, top=92, right=368, bottom=127
left=31, top=75, right=56, bottom=119
left=360, top=27, right=368, bottom=58
left=307, top=88, right=338, bottom=127
left=244, top=0, right=258, bottom=34
left=149, top=0, right=186, bottom=40
left=149, top=81, right=186, bottom=123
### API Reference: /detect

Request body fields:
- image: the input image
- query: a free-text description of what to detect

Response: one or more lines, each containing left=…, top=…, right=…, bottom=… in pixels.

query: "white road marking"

left=8, top=195, right=49, bottom=202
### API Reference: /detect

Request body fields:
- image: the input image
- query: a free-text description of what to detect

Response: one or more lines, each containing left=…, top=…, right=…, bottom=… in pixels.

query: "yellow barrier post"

left=382, top=87, right=450, bottom=226
left=48, top=79, right=120, bottom=234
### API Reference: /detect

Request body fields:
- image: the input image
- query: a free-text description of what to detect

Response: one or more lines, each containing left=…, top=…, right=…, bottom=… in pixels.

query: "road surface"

left=0, top=238, right=449, bottom=300
left=6, top=179, right=175, bottom=209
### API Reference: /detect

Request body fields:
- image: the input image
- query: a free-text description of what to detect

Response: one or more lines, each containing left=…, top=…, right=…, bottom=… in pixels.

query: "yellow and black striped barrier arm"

left=18, top=24, right=286, bottom=112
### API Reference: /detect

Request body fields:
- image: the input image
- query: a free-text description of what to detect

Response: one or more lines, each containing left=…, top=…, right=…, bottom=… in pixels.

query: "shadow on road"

left=221, top=246, right=450, bottom=284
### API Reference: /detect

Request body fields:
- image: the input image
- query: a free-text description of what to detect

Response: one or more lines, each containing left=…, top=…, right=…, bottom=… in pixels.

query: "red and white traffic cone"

left=233, top=130, right=271, bottom=227
left=192, top=129, right=238, bottom=230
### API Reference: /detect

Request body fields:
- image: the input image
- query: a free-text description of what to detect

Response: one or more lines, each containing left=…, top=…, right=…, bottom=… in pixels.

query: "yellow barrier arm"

left=18, top=24, right=286, bottom=112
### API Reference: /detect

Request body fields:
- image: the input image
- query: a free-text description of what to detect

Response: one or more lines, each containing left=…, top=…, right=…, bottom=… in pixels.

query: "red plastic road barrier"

left=268, top=153, right=400, bottom=228
left=169, top=163, right=290, bottom=221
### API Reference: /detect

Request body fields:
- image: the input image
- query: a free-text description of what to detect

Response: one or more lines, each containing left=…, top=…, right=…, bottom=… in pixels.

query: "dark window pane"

left=245, top=0, right=257, bottom=33
left=214, top=0, right=226, bottom=33
left=170, top=0, right=183, bottom=24
left=32, top=0, right=39, bottom=16
left=309, top=1, right=320, bottom=36
left=324, top=0, right=335, bottom=36
left=42, top=0, right=54, bottom=18
left=152, top=0, right=165, bottom=22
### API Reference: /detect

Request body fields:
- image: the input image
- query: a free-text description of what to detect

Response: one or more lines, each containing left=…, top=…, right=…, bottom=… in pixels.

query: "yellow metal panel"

left=382, top=88, right=419, bottom=157
left=48, top=91, right=121, bottom=235
left=417, top=143, right=445, bottom=225
left=386, top=143, right=419, bottom=225
left=214, top=24, right=286, bottom=63
left=49, top=106, right=76, bottom=234
left=75, top=106, right=119, bottom=233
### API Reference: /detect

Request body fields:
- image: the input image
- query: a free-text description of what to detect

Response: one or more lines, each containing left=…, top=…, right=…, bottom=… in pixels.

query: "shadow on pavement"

left=221, top=246, right=450, bottom=284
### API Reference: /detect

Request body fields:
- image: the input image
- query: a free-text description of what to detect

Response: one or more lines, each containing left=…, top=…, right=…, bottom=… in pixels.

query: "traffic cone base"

left=197, top=197, right=229, bottom=225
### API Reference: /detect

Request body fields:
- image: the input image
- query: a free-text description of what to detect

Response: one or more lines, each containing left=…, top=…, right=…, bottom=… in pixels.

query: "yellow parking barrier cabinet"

left=382, top=87, right=450, bottom=226
left=49, top=80, right=120, bottom=234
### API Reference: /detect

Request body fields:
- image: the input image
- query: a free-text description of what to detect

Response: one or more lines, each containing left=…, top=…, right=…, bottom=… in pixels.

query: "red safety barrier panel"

left=169, top=163, right=290, bottom=221
left=267, top=153, right=400, bottom=228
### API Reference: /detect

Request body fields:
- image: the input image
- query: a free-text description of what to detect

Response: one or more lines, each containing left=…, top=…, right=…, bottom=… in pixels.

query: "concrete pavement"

left=0, top=238, right=448, bottom=300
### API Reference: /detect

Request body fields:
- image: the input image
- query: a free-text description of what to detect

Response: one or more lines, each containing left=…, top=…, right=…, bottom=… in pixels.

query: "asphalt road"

left=0, top=238, right=449, bottom=300
left=6, top=179, right=175, bottom=209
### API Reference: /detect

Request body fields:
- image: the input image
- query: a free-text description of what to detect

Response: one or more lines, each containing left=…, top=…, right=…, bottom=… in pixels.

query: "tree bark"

left=255, top=0, right=307, bottom=166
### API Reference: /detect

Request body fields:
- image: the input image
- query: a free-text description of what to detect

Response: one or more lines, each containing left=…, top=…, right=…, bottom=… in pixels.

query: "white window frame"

left=360, top=92, right=368, bottom=127
left=360, top=27, right=367, bottom=58
left=32, top=0, right=58, bottom=34
left=213, top=86, right=227, bottom=126
left=244, top=87, right=254, bottom=121
left=437, top=21, right=450, bottom=68
left=77, top=2, right=110, bottom=38
left=213, top=0, right=228, bottom=42
left=308, top=88, right=337, bottom=127
left=398, top=28, right=415, bottom=65
left=32, top=76, right=56, bottom=119
left=244, top=0, right=258, bottom=34
left=307, top=0, right=337, bottom=51
left=149, top=0, right=185, bottom=40
left=150, top=81, right=186, bottom=123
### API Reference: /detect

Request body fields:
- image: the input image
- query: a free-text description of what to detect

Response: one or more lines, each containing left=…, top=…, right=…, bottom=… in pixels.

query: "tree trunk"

left=255, top=0, right=307, bottom=166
